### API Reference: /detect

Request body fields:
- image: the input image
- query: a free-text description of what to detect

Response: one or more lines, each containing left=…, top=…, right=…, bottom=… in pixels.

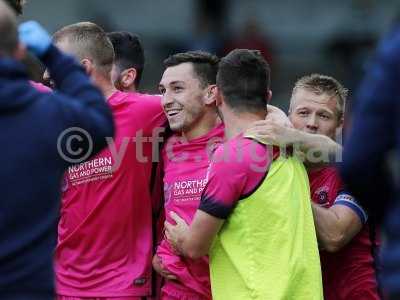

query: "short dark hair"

left=107, top=31, right=144, bottom=88
left=4, top=0, right=24, bottom=15
left=0, top=0, right=18, bottom=56
left=53, top=22, right=114, bottom=78
left=163, top=51, right=219, bottom=87
left=217, top=49, right=271, bottom=112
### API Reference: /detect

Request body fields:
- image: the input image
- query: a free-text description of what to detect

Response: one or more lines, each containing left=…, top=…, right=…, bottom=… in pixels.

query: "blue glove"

left=18, top=21, right=52, bottom=57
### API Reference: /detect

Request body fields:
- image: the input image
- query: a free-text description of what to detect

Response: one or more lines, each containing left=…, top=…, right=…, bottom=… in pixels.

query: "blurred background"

left=20, top=0, right=400, bottom=111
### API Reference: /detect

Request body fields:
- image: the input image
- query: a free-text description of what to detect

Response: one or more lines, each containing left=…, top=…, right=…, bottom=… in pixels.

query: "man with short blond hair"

left=52, top=22, right=115, bottom=80
left=289, top=74, right=380, bottom=300
left=250, top=73, right=381, bottom=299
left=290, top=73, right=347, bottom=123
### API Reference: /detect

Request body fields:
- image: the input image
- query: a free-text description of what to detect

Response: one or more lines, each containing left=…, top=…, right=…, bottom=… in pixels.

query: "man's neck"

left=94, top=74, right=117, bottom=99
left=223, top=110, right=266, bottom=140
left=125, top=86, right=137, bottom=93
left=102, top=85, right=117, bottom=99
left=182, top=112, right=220, bottom=141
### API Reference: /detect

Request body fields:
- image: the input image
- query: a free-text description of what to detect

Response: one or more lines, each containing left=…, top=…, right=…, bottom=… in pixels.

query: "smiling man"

left=154, top=50, right=304, bottom=300
left=155, top=51, right=221, bottom=300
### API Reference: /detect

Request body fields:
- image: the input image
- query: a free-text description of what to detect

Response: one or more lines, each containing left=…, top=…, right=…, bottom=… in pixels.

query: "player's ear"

left=204, top=84, right=218, bottom=105
left=121, top=68, right=137, bottom=90
left=81, top=58, right=93, bottom=75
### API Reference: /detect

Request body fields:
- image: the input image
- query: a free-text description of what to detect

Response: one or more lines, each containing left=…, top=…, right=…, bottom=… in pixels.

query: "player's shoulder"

left=324, top=166, right=343, bottom=186
left=110, top=91, right=164, bottom=115
left=222, top=134, right=264, bottom=149
left=109, top=91, right=160, bottom=104
left=309, top=166, right=344, bottom=194
left=135, top=92, right=162, bottom=102
left=133, top=92, right=163, bottom=113
left=128, top=92, right=162, bottom=106
left=211, top=135, right=269, bottom=172
left=310, top=166, right=341, bottom=181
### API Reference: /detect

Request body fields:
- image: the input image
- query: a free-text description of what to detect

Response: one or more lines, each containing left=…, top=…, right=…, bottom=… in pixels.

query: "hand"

left=245, top=119, right=299, bottom=147
left=152, top=255, right=178, bottom=281
left=165, top=212, right=189, bottom=255
left=18, top=21, right=52, bottom=57
left=266, top=105, right=293, bottom=128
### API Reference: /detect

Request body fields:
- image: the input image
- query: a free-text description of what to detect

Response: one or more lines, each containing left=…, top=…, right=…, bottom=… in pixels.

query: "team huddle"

left=0, top=1, right=382, bottom=300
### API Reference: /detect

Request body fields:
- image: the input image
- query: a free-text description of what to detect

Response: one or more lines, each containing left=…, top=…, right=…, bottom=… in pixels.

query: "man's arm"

left=312, top=202, right=364, bottom=252
left=19, top=21, right=114, bottom=166
left=165, top=211, right=224, bottom=260
left=245, top=120, right=342, bottom=166
left=152, top=255, right=177, bottom=281
left=289, top=128, right=342, bottom=164
left=266, top=105, right=293, bottom=128
left=295, top=129, right=342, bottom=168
left=41, top=45, right=115, bottom=166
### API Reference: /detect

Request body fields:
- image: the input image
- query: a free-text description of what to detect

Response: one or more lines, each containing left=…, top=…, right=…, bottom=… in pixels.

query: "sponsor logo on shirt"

left=67, top=156, right=113, bottom=186
left=167, top=178, right=208, bottom=203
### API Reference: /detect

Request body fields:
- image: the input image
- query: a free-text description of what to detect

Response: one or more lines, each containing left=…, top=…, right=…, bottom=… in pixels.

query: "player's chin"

left=168, top=120, right=184, bottom=132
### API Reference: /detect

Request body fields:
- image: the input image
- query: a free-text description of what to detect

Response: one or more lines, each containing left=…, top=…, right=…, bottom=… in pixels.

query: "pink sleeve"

left=199, top=138, right=271, bottom=219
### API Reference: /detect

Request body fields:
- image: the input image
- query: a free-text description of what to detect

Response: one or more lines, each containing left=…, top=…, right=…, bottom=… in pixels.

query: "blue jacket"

left=0, top=45, right=114, bottom=299
left=340, top=26, right=400, bottom=295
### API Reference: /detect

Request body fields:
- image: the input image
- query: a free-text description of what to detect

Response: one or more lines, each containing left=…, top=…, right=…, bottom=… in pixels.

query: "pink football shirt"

left=199, top=134, right=272, bottom=218
left=156, top=124, right=224, bottom=299
left=55, top=91, right=167, bottom=297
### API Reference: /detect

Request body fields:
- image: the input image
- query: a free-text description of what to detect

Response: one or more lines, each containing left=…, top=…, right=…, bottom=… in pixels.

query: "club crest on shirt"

left=314, top=186, right=330, bottom=207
